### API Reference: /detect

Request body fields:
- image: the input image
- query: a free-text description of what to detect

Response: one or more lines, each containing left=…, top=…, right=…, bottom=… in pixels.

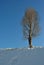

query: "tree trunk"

left=28, top=35, right=32, bottom=48
left=28, top=21, right=32, bottom=48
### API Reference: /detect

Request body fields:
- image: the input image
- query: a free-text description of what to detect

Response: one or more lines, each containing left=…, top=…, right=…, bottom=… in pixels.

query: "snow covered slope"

left=0, top=47, right=44, bottom=65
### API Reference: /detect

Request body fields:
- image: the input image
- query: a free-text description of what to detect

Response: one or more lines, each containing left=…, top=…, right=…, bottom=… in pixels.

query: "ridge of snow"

left=0, top=46, right=44, bottom=50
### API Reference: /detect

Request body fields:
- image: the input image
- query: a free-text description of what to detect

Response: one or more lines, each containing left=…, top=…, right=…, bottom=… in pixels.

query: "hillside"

left=0, top=47, right=44, bottom=65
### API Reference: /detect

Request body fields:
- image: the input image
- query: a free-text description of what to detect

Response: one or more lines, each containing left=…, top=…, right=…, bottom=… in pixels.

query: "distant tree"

left=22, top=8, right=40, bottom=48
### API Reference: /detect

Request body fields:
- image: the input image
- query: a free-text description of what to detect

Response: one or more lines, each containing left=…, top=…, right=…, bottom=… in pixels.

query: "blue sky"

left=0, top=0, right=44, bottom=48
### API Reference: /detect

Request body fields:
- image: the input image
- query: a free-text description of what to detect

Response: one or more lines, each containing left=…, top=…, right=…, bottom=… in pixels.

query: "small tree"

left=22, top=8, right=40, bottom=48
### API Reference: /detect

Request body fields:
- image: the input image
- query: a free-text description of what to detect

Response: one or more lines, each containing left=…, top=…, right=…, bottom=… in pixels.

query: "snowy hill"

left=0, top=47, right=44, bottom=65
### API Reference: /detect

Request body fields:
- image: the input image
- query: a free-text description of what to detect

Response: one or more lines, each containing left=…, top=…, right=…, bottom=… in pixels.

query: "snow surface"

left=0, top=47, right=44, bottom=65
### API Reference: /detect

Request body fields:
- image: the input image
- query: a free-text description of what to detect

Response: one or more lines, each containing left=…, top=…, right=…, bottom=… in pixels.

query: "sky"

left=0, top=0, right=44, bottom=48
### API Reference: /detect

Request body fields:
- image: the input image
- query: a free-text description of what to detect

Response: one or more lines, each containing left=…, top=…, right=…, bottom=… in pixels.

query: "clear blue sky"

left=0, top=0, right=44, bottom=48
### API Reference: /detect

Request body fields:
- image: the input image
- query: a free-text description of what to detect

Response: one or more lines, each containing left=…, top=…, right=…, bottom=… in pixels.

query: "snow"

left=0, top=47, right=44, bottom=65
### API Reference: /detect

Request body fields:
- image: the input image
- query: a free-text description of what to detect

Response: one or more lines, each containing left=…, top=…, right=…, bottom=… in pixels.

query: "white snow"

left=0, top=47, right=44, bottom=65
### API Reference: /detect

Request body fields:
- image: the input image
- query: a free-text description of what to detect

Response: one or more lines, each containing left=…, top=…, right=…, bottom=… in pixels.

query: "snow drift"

left=0, top=47, right=44, bottom=65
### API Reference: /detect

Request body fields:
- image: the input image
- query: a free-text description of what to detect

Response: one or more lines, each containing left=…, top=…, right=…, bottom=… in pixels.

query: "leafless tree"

left=22, top=8, right=40, bottom=48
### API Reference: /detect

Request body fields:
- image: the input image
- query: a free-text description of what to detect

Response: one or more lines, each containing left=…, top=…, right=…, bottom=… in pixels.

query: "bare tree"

left=22, top=8, right=40, bottom=48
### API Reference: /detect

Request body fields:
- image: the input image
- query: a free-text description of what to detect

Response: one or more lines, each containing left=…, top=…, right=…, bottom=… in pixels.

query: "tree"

left=22, top=8, right=40, bottom=48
